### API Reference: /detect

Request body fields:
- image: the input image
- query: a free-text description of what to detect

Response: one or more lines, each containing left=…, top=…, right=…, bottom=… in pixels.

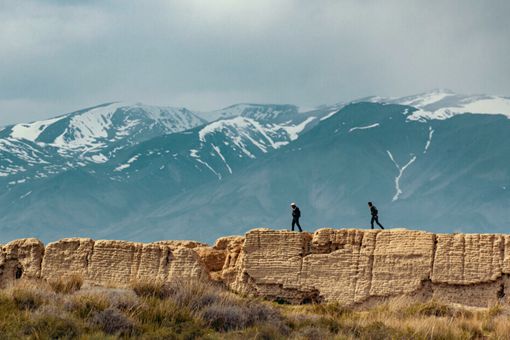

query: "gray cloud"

left=1, top=0, right=509, bottom=125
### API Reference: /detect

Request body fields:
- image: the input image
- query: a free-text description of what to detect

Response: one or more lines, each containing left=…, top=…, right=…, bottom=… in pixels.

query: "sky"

left=1, top=0, right=509, bottom=125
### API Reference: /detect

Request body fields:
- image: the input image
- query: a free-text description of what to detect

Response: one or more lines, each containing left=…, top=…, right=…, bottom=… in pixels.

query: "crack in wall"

left=430, top=234, right=437, bottom=280
left=351, top=232, right=365, bottom=302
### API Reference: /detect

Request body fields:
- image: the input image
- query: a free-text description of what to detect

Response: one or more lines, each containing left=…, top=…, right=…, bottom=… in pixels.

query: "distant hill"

left=1, top=91, right=509, bottom=243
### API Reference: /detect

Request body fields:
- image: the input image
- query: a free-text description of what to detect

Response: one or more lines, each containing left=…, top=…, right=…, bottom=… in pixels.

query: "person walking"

left=368, top=202, right=384, bottom=229
left=291, top=203, right=303, bottom=232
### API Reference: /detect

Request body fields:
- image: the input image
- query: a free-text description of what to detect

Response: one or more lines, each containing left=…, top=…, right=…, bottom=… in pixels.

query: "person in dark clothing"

left=368, top=202, right=384, bottom=229
left=291, top=203, right=303, bottom=232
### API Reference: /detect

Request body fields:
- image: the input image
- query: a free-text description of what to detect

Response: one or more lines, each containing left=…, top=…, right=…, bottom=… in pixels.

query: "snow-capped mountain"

left=105, top=113, right=318, bottom=187
left=0, top=103, right=206, bottom=181
left=199, top=103, right=300, bottom=122
left=364, top=89, right=510, bottom=121
left=198, top=103, right=338, bottom=124
left=0, top=91, right=509, bottom=244
left=119, top=101, right=510, bottom=242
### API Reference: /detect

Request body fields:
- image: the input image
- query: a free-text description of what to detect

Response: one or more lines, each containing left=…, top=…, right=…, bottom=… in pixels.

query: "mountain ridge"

left=1, top=90, right=509, bottom=243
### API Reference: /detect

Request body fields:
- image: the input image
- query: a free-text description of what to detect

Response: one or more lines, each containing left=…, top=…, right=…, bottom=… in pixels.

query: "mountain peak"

left=199, top=103, right=299, bottom=122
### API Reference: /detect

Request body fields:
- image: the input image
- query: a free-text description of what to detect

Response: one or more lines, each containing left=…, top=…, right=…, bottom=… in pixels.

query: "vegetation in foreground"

left=0, top=277, right=509, bottom=339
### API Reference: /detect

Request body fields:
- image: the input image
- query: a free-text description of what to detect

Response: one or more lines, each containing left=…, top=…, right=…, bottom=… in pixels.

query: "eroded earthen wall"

left=2, top=228, right=510, bottom=307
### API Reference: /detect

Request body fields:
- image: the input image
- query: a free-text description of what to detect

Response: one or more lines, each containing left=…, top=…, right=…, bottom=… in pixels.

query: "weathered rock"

left=220, top=236, right=245, bottom=285
left=301, top=229, right=376, bottom=304
left=227, top=229, right=317, bottom=303
left=41, top=238, right=94, bottom=281
left=3, top=228, right=510, bottom=308
left=0, top=238, right=44, bottom=287
left=195, top=247, right=226, bottom=278
left=153, top=240, right=208, bottom=249
left=86, top=240, right=208, bottom=286
left=432, top=233, right=504, bottom=284
left=370, top=229, right=434, bottom=297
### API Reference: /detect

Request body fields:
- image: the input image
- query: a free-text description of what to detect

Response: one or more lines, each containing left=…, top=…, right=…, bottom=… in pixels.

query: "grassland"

left=0, top=277, right=509, bottom=339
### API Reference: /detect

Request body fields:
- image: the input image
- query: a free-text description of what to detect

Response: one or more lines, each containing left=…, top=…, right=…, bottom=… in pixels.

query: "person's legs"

left=375, top=217, right=384, bottom=229
left=292, top=219, right=296, bottom=231
left=370, top=217, right=375, bottom=229
left=296, top=218, right=302, bottom=232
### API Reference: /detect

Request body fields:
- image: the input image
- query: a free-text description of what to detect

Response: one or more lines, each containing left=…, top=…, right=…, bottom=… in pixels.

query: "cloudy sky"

left=1, top=0, right=509, bottom=125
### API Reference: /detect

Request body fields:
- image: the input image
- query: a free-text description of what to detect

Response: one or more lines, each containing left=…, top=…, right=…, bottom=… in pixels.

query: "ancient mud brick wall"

left=2, top=228, right=510, bottom=307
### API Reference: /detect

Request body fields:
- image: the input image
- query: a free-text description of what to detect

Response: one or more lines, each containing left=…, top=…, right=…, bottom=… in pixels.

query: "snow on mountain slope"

left=397, top=89, right=456, bottom=108
left=1, top=101, right=331, bottom=190
left=199, top=103, right=336, bottom=123
left=199, top=103, right=300, bottom=122
left=108, top=114, right=318, bottom=185
left=10, top=115, right=68, bottom=142
left=0, top=102, right=206, bottom=180
left=198, top=115, right=315, bottom=153
left=366, top=89, right=510, bottom=121
left=50, top=103, right=205, bottom=153
left=2, top=98, right=510, bottom=243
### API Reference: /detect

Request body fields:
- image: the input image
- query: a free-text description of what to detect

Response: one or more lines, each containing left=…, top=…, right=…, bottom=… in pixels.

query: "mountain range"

left=1, top=90, right=509, bottom=243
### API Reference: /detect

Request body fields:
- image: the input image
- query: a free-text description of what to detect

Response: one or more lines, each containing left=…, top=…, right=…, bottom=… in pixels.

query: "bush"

left=309, top=302, right=352, bottom=318
left=168, top=280, right=224, bottom=310
left=403, top=300, right=455, bottom=318
left=0, top=293, right=27, bottom=338
left=103, top=289, right=141, bottom=312
left=188, top=290, right=223, bottom=311
left=299, top=326, right=331, bottom=340
left=48, top=274, right=83, bottom=294
left=132, top=298, right=205, bottom=337
left=90, top=307, right=139, bottom=336
left=201, top=303, right=248, bottom=332
left=246, top=302, right=281, bottom=325
left=132, top=280, right=172, bottom=300
left=358, top=321, right=403, bottom=340
left=243, top=323, right=289, bottom=340
left=66, top=293, right=110, bottom=319
left=11, top=287, right=44, bottom=310
left=24, top=314, right=79, bottom=339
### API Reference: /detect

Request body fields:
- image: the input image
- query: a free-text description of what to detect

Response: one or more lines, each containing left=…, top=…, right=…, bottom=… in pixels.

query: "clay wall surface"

left=2, top=228, right=510, bottom=307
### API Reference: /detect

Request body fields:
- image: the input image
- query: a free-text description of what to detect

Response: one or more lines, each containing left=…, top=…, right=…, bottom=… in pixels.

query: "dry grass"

left=1, top=280, right=510, bottom=339
left=48, top=274, right=83, bottom=294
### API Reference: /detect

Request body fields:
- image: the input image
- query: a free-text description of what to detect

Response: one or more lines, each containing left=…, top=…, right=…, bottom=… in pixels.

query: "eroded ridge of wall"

left=0, top=238, right=44, bottom=287
left=2, top=229, right=510, bottom=307
left=2, top=237, right=231, bottom=288
left=226, top=228, right=435, bottom=305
